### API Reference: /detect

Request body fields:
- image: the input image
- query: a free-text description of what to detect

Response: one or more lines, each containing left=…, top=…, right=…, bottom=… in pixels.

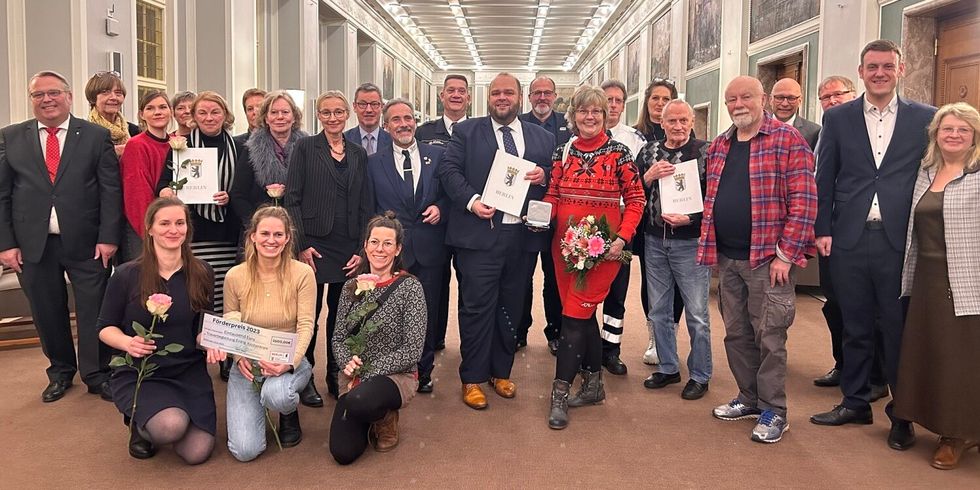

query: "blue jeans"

left=644, top=234, right=712, bottom=384
left=226, top=358, right=312, bottom=462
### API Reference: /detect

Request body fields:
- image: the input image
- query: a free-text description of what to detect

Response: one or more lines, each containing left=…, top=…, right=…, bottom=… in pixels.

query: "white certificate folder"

left=658, top=159, right=704, bottom=215
left=480, top=150, right=537, bottom=217
left=173, top=147, right=219, bottom=204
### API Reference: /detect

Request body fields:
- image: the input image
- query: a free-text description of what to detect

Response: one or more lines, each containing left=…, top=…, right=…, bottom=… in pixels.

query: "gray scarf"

left=245, top=127, right=308, bottom=187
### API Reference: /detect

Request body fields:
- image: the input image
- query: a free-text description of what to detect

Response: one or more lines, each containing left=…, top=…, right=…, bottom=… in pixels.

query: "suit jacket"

left=437, top=117, right=555, bottom=252
left=416, top=118, right=452, bottom=147
left=792, top=115, right=821, bottom=150
left=284, top=133, right=374, bottom=251
left=0, top=116, right=122, bottom=263
left=519, top=111, right=572, bottom=148
left=815, top=95, right=936, bottom=251
left=367, top=142, right=448, bottom=268
left=344, top=126, right=392, bottom=152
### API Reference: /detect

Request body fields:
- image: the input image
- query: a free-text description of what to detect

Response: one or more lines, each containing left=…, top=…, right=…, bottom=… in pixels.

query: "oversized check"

left=199, top=313, right=297, bottom=364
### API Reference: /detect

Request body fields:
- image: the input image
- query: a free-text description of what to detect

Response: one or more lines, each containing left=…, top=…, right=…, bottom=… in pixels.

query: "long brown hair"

left=139, top=197, right=213, bottom=312
left=239, top=205, right=298, bottom=319
left=343, top=211, right=410, bottom=297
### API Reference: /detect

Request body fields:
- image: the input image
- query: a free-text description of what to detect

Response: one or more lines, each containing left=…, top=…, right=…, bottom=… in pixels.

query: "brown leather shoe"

left=462, top=383, right=488, bottom=409
left=369, top=410, right=399, bottom=452
left=931, top=437, right=979, bottom=470
left=489, top=378, right=516, bottom=398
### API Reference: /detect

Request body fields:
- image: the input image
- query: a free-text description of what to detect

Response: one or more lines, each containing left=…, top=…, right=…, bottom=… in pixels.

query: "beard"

left=489, top=103, right=518, bottom=123
left=533, top=103, right=551, bottom=116
left=393, top=130, right=414, bottom=146
left=731, top=112, right=756, bottom=129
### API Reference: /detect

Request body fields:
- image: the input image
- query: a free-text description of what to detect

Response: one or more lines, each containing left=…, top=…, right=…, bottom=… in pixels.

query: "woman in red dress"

left=542, top=85, right=645, bottom=429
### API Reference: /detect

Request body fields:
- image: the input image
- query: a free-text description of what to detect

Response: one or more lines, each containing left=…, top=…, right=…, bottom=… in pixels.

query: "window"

left=136, top=0, right=166, bottom=99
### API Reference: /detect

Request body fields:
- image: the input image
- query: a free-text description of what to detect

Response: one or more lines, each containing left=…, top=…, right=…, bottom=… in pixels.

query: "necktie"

left=364, top=134, right=376, bottom=155
left=44, top=127, right=60, bottom=183
left=449, top=121, right=456, bottom=136
left=500, top=126, right=518, bottom=156
left=401, top=150, right=415, bottom=205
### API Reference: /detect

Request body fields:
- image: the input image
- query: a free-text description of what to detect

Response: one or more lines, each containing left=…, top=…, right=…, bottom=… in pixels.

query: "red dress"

left=544, top=132, right=645, bottom=319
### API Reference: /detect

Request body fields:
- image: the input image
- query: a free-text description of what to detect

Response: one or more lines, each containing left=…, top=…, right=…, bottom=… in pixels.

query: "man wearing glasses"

left=344, top=82, right=391, bottom=156
left=817, top=76, right=857, bottom=111
left=769, top=78, right=821, bottom=150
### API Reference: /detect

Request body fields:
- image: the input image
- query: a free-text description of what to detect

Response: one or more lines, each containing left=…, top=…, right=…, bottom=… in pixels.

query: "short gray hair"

left=383, top=98, right=415, bottom=122
left=566, top=85, right=607, bottom=135
left=29, top=70, right=71, bottom=92
left=661, top=99, right=694, bottom=120
left=600, top=79, right=626, bottom=97
left=818, top=75, right=856, bottom=94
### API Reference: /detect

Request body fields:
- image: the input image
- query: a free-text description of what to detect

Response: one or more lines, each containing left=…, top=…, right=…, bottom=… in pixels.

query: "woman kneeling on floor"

left=330, top=212, right=426, bottom=465
left=213, top=205, right=316, bottom=461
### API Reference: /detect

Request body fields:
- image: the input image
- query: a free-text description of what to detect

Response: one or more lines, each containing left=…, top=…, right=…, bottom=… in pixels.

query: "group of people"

left=0, top=37, right=977, bottom=470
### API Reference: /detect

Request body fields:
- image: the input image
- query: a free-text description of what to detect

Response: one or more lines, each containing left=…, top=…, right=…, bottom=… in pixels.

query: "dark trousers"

left=518, top=244, right=563, bottom=342
left=600, top=242, right=649, bottom=358
left=454, top=225, right=530, bottom=383
left=18, top=234, right=111, bottom=386
left=819, top=254, right=886, bottom=384
left=433, top=250, right=455, bottom=348
left=831, top=227, right=906, bottom=416
left=307, top=282, right=343, bottom=391
left=409, top=261, right=444, bottom=378
left=329, top=375, right=401, bottom=465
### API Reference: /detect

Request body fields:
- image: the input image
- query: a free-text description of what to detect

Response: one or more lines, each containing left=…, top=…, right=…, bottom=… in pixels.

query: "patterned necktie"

left=401, top=149, right=415, bottom=205
left=364, top=133, right=376, bottom=155
left=44, top=127, right=60, bottom=183
left=500, top=126, right=518, bottom=156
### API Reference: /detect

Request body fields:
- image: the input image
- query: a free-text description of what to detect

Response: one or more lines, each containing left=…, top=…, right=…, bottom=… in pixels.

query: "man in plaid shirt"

left=697, top=76, right=816, bottom=444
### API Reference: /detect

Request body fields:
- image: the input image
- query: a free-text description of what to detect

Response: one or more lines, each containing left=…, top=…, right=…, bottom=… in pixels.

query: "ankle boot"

left=299, top=381, right=323, bottom=408
left=568, top=369, right=605, bottom=407
left=369, top=410, right=399, bottom=452
left=548, top=379, right=571, bottom=430
left=278, top=411, right=303, bottom=447
left=128, top=428, right=157, bottom=459
left=326, top=368, right=340, bottom=400
left=219, top=358, right=232, bottom=382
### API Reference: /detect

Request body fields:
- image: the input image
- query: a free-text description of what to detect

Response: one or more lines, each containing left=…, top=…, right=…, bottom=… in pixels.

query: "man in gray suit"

left=0, top=70, right=122, bottom=403
left=770, top=78, right=821, bottom=149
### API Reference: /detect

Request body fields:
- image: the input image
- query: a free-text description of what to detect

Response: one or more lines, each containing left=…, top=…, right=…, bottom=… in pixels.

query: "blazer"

left=367, top=142, right=448, bottom=268
left=284, top=133, right=374, bottom=251
left=344, top=126, right=392, bottom=151
left=519, top=111, right=572, bottom=148
left=437, top=116, right=555, bottom=252
left=0, top=115, right=122, bottom=263
left=416, top=118, right=452, bottom=147
left=901, top=165, right=980, bottom=316
left=792, top=115, right=821, bottom=150
left=814, top=95, right=936, bottom=251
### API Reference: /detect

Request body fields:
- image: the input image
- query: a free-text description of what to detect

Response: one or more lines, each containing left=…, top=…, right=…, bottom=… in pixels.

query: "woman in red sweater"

left=543, top=85, right=645, bottom=430
left=119, top=90, right=173, bottom=262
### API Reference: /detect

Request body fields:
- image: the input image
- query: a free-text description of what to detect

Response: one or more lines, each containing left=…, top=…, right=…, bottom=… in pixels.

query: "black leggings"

left=329, top=375, right=402, bottom=465
left=307, top=282, right=344, bottom=392
left=555, top=315, right=602, bottom=383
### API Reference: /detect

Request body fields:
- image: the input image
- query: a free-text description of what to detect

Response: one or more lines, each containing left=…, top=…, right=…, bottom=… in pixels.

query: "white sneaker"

left=643, top=340, right=659, bottom=365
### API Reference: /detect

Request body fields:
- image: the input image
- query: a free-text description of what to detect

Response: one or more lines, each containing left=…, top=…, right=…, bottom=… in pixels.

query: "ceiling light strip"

left=528, top=0, right=550, bottom=67
left=447, top=0, right=481, bottom=68
left=381, top=0, right=448, bottom=69
left=563, top=0, right=618, bottom=71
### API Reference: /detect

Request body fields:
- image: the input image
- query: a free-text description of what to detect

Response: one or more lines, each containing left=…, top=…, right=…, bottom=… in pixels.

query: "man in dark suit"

left=343, top=82, right=391, bottom=155
left=438, top=72, right=554, bottom=410
left=0, top=70, right=122, bottom=403
left=416, top=74, right=471, bottom=354
left=769, top=78, right=821, bottom=149
left=517, top=75, right=570, bottom=355
left=810, top=40, right=937, bottom=452
left=367, top=98, right=447, bottom=394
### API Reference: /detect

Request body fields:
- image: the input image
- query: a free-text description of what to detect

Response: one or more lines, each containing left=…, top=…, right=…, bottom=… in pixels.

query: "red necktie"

left=44, top=127, right=60, bottom=183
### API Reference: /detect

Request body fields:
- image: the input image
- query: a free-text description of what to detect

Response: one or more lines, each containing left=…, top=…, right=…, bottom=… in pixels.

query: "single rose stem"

left=128, top=315, right=158, bottom=435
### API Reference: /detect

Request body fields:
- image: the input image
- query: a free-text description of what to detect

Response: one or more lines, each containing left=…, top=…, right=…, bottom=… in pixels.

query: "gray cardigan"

left=901, top=164, right=980, bottom=316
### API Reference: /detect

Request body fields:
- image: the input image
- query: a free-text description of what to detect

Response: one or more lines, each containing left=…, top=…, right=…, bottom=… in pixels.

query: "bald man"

left=698, top=76, right=816, bottom=444
left=769, top=78, right=820, bottom=150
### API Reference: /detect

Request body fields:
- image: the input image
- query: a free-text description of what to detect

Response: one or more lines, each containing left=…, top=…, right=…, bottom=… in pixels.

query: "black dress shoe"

left=644, top=372, right=681, bottom=389
left=603, top=355, right=627, bottom=376
left=41, top=380, right=72, bottom=403
left=299, top=381, right=323, bottom=408
left=547, top=339, right=560, bottom=357
left=869, top=384, right=890, bottom=403
left=129, top=429, right=157, bottom=459
left=219, top=358, right=232, bottom=382
left=888, top=422, right=916, bottom=451
left=417, top=375, right=433, bottom=393
left=813, top=368, right=841, bottom=387
left=279, top=411, right=303, bottom=448
left=681, top=380, right=709, bottom=400
left=88, top=381, right=113, bottom=401
left=810, top=405, right=874, bottom=426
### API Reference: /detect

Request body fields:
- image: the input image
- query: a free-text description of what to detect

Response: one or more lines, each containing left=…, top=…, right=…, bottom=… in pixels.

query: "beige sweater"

left=223, top=260, right=316, bottom=366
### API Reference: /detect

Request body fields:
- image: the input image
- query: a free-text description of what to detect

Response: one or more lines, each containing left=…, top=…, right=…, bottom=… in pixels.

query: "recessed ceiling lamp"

left=448, top=0, right=482, bottom=69
left=563, top=0, right=618, bottom=71
left=379, top=1, right=446, bottom=69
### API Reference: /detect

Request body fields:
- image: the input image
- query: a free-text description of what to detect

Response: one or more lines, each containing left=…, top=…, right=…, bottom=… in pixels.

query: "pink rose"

left=145, top=293, right=173, bottom=320
left=265, top=183, right=286, bottom=199
left=587, top=236, right=606, bottom=257
left=355, top=273, right=381, bottom=296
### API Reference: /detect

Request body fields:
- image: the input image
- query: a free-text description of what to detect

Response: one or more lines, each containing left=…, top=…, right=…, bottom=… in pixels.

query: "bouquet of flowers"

left=559, top=215, right=632, bottom=289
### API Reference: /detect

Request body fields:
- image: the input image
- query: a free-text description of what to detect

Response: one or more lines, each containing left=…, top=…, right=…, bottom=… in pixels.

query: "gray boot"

left=548, top=379, right=571, bottom=430
left=568, top=370, right=605, bottom=407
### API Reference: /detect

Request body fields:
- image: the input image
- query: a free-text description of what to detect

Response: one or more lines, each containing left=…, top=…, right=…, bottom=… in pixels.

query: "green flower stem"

left=128, top=315, right=158, bottom=435
left=265, top=408, right=282, bottom=451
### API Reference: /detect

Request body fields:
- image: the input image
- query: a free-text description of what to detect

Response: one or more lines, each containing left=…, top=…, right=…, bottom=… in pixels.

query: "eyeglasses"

left=318, top=109, right=348, bottom=119
left=355, top=101, right=382, bottom=110
left=530, top=90, right=555, bottom=98
left=818, top=90, right=854, bottom=102
left=771, top=95, right=801, bottom=103
left=366, top=238, right=397, bottom=250
left=29, top=89, right=67, bottom=101
left=575, top=109, right=604, bottom=117
left=938, top=126, right=974, bottom=136
left=93, top=70, right=121, bottom=78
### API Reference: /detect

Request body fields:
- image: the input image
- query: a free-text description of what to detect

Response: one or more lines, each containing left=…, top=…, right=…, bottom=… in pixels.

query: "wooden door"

left=934, top=8, right=980, bottom=109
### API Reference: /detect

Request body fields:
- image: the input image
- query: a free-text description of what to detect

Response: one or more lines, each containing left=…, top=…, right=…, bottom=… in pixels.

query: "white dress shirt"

left=468, top=117, right=525, bottom=223
left=444, top=115, right=466, bottom=137
left=38, top=118, right=70, bottom=234
left=392, top=141, right=421, bottom=191
left=608, top=122, right=646, bottom=162
left=863, top=95, right=898, bottom=222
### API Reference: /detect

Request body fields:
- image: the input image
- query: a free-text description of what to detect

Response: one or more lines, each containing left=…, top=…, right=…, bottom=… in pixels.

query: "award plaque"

left=525, top=200, right=553, bottom=229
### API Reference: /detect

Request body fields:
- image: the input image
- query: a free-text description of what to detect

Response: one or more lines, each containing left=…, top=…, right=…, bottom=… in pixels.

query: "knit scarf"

left=89, top=108, right=130, bottom=145
left=245, top=128, right=308, bottom=187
